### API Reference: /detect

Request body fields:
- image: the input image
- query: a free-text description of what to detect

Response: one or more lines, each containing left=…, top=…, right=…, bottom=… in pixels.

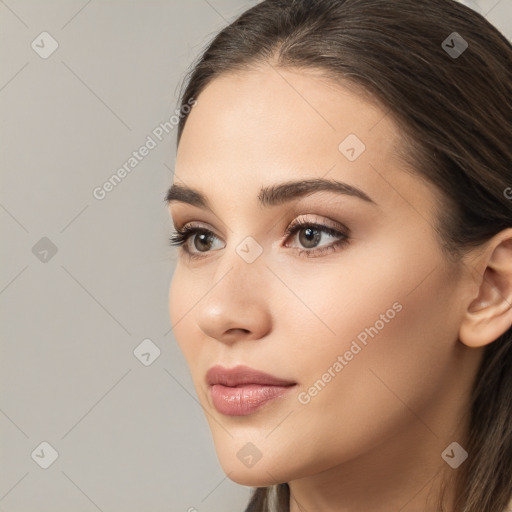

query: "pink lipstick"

left=206, top=365, right=296, bottom=416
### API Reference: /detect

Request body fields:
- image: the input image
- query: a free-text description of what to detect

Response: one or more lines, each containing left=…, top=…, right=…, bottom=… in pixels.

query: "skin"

left=167, top=63, right=512, bottom=512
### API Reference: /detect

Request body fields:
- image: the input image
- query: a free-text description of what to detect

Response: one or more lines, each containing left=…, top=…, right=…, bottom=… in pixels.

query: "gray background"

left=0, top=1, right=510, bottom=511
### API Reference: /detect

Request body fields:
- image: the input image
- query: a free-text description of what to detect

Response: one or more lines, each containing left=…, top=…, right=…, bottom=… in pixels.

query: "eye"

left=283, top=217, right=349, bottom=258
left=168, top=223, right=224, bottom=260
left=168, top=217, right=350, bottom=260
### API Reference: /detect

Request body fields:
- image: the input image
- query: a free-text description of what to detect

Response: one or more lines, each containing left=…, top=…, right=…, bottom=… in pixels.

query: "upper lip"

left=206, top=365, right=296, bottom=387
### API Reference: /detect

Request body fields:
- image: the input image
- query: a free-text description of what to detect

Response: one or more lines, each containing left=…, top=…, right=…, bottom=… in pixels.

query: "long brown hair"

left=174, top=1, right=512, bottom=510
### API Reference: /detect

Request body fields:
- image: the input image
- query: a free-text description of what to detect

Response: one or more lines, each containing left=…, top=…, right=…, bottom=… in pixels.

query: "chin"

left=216, top=452, right=289, bottom=486
left=225, top=468, right=285, bottom=487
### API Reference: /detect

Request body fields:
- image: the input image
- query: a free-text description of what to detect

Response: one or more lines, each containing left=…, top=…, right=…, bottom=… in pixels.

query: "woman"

left=165, top=0, right=512, bottom=510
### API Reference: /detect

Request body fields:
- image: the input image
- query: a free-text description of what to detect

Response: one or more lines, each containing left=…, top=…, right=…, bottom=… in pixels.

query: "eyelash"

left=168, top=218, right=350, bottom=261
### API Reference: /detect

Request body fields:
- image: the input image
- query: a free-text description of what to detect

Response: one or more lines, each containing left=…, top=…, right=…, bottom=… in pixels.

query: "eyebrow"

left=165, top=178, right=376, bottom=211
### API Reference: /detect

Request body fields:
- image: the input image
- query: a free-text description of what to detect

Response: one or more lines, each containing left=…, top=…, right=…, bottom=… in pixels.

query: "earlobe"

left=459, top=230, right=512, bottom=349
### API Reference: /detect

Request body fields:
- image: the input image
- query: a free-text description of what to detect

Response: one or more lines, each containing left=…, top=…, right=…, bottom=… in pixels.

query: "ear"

left=459, top=228, right=512, bottom=348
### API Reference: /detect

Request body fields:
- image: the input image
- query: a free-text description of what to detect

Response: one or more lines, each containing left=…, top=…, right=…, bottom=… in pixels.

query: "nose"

left=194, top=248, right=272, bottom=345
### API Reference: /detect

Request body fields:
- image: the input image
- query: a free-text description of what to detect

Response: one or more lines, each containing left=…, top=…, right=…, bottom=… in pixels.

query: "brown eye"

left=284, top=219, right=350, bottom=258
left=298, top=226, right=322, bottom=248
left=193, top=232, right=216, bottom=252
left=168, top=225, right=225, bottom=260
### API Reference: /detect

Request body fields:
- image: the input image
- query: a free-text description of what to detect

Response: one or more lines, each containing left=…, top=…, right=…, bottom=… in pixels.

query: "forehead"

left=178, top=65, right=399, bottom=170
left=174, top=64, right=439, bottom=222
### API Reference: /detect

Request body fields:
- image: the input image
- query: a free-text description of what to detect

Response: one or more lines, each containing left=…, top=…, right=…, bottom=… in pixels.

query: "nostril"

left=227, top=328, right=250, bottom=335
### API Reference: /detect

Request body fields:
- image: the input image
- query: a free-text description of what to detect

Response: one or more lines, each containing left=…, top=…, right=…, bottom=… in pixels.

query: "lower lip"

left=210, top=384, right=295, bottom=416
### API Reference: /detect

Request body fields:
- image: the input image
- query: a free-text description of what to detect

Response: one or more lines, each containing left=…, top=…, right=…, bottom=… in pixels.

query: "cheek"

left=284, top=250, right=457, bottom=464
left=169, top=267, right=196, bottom=357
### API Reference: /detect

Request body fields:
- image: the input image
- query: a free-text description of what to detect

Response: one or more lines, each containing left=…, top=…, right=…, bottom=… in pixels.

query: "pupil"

left=194, top=233, right=212, bottom=251
left=300, top=227, right=320, bottom=248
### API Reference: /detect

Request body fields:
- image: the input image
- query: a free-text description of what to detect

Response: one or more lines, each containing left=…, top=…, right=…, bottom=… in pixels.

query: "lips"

left=206, top=365, right=297, bottom=416
left=206, top=364, right=296, bottom=387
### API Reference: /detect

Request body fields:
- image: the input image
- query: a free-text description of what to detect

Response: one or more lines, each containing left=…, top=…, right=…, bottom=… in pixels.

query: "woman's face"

left=168, top=64, right=478, bottom=486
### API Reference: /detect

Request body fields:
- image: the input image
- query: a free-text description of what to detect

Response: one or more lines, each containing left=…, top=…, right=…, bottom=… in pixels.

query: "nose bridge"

left=213, top=234, right=268, bottom=302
